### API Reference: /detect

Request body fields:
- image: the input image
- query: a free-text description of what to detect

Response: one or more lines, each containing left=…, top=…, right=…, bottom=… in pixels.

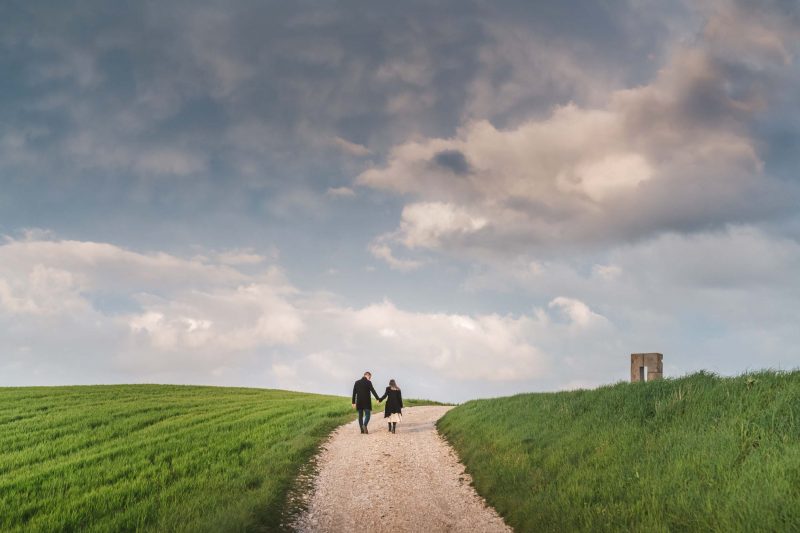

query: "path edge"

left=279, top=419, right=349, bottom=532
left=435, top=409, right=514, bottom=532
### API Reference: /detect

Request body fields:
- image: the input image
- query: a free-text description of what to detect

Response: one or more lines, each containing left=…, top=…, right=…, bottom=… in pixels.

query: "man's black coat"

left=379, top=387, right=403, bottom=418
left=352, top=377, right=380, bottom=410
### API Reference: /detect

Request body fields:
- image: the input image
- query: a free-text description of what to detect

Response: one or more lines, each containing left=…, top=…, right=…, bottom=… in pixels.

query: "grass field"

left=0, top=384, right=425, bottom=532
left=438, top=370, right=800, bottom=532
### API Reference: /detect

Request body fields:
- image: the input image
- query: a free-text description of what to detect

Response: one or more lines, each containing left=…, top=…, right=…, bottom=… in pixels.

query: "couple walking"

left=351, top=371, right=403, bottom=434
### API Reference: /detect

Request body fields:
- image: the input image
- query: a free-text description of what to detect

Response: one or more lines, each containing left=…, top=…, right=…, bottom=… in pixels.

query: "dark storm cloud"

left=0, top=0, right=689, bottom=248
left=432, top=150, right=472, bottom=175
left=2, top=1, right=488, bottom=178
left=0, top=0, right=677, bottom=180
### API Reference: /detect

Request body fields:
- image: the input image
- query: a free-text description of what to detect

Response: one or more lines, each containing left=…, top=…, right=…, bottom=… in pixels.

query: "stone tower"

left=630, top=353, right=663, bottom=382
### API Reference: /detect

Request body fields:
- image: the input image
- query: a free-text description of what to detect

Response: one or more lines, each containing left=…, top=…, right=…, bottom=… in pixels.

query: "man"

left=352, top=371, right=381, bottom=434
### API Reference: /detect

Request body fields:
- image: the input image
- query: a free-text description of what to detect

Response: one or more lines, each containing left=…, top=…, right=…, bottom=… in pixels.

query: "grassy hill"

left=0, top=384, right=392, bottom=532
left=438, top=370, right=800, bottom=532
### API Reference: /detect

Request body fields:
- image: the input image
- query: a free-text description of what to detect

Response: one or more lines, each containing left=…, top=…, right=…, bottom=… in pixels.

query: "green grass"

left=0, top=385, right=358, bottom=532
left=438, top=370, right=800, bottom=532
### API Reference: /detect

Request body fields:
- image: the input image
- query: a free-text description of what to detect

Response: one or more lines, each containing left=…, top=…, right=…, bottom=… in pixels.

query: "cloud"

left=0, top=0, right=496, bottom=195
left=702, top=1, right=797, bottom=66
left=338, top=301, right=553, bottom=381
left=284, top=299, right=570, bottom=385
left=0, top=265, right=89, bottom=316
left=431, top=149, right=472, bottom=175
left=368, top=241, right=424, bottom=271
left=331, top=137, right=370, bottom=157
left=611, top=225, right=800, bottom=291
left=358, top=3, right=798, bottom=255
left=0, top=238, right=250, bottom=293
left=210, top=248, right=270, bottom=266
left=548, top=297, right=609, bottom=329
left=0, top=236, right=301, bottom=374
left=396, top=202, right=489, bottom=250
left=326, top=186, right=357, bottom=198
left=0, top=0, right=697, bottom=209
left=0, top=234, right=619, bottom=398
left=463, top=224, right=800, bottom=301
left=127, top=282, right=304, bottom=353
left=462, top=16, right=627, bottom=124
left=592, top=264, right=622, bottom=281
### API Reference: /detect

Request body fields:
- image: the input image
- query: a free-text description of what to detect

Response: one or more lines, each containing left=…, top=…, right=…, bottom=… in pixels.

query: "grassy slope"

left=438, top=370, right=800, bottom=532
left=0, top=385, right=356, bottom=532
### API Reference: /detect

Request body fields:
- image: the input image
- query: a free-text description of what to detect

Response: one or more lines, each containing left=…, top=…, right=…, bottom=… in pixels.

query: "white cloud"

left=398, top=202, right=489, bottom=249
left=332, top=300, right=554, bottom=381
left=0, top=235, right=621, bottom=395
left=0, top=236, right=301, bottom=375
left=127, top=282, right=304, bottom=353
left=368, top=241, right=424, bottom=271
left=0, top=265, right=89, bottom=316
left=0, top=238, right=250, bottom=292
left=548, top=297, right=609, bottom=329
left=0, top=235, right=558, bottom=392
left=592, top=264, right=622, bottom=281
left=558, top=153, right=653, bottom=202
left=326, top=186, right=357, bottom=198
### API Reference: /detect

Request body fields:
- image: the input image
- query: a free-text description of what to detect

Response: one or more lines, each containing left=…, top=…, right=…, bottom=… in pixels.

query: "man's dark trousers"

left=357, top=409, right=371, bottom=429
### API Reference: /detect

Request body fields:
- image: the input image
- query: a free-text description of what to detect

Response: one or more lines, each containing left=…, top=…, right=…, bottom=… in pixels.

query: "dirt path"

left=294, top=405, right=511, bottom=532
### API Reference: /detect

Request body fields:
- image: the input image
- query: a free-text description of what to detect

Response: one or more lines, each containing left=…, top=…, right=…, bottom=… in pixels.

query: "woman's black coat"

left=379, top=387, right=403, bottom=418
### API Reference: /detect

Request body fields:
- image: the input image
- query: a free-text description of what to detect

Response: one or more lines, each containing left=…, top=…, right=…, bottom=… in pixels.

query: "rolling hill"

left=438, top=370, right=800, bottom=532
left=0, top=385, right=355, bottom=532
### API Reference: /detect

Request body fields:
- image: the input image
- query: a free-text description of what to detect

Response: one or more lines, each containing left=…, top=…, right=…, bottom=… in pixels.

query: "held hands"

left=352, top=403, right=356, bottom=409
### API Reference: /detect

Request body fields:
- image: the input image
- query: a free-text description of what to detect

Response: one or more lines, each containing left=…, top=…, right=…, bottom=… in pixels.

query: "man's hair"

left=364, top=371, right=372, bottom=378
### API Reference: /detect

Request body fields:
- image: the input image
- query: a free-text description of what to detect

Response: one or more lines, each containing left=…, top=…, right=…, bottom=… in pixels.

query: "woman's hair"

left=389, top=379, right=399, bottom=390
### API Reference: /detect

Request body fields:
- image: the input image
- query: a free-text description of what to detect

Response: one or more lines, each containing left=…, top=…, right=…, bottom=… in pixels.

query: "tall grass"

left=438, top=370, right=800, bottom=532
left=0, top=385, right=355, bottom=532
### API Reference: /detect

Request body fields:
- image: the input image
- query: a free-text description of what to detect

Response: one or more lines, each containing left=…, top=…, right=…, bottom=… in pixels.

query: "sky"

left=1, top=0, right=798, bottom=402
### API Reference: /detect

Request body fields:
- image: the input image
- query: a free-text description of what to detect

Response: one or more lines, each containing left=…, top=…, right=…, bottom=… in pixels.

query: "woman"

left=379, top=379, right=403, bottom=433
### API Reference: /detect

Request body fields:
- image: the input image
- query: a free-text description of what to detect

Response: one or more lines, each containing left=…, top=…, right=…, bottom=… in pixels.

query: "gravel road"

left=295, top=405, right=511, bottom=532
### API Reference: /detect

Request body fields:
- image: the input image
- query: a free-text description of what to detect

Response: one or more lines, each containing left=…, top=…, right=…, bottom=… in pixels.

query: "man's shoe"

left=364, top=426, right=369, bottom=434
left=359, top=426, right=364, bottom=434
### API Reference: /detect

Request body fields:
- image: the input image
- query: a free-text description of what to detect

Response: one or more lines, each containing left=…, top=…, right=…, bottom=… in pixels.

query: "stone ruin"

left=630, top=353, right=663, bottom=382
